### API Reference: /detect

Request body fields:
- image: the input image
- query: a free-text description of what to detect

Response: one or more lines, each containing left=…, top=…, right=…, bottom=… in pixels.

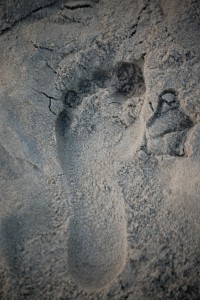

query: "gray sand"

left=0, top=0, right=200, bottom=299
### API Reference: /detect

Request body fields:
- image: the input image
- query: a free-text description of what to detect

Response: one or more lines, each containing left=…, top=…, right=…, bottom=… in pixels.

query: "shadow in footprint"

left=111, top=61, right=145, bottom=97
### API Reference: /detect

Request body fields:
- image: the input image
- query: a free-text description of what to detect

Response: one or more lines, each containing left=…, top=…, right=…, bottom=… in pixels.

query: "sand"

left=0, top=0, right=200, bottom=299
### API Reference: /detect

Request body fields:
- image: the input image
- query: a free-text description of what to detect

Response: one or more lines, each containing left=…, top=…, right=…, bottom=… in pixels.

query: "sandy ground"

left=0, top=0, right=200, bottom=299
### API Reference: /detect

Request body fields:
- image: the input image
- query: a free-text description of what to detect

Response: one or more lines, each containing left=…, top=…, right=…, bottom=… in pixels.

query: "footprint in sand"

left=55, top=61, right=145, bottom=290
left=146, top=89, right=193, bottom=156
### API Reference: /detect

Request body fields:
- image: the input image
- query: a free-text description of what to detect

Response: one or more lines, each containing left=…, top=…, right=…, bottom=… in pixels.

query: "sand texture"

left=0, top=0, right=200, bottom=299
